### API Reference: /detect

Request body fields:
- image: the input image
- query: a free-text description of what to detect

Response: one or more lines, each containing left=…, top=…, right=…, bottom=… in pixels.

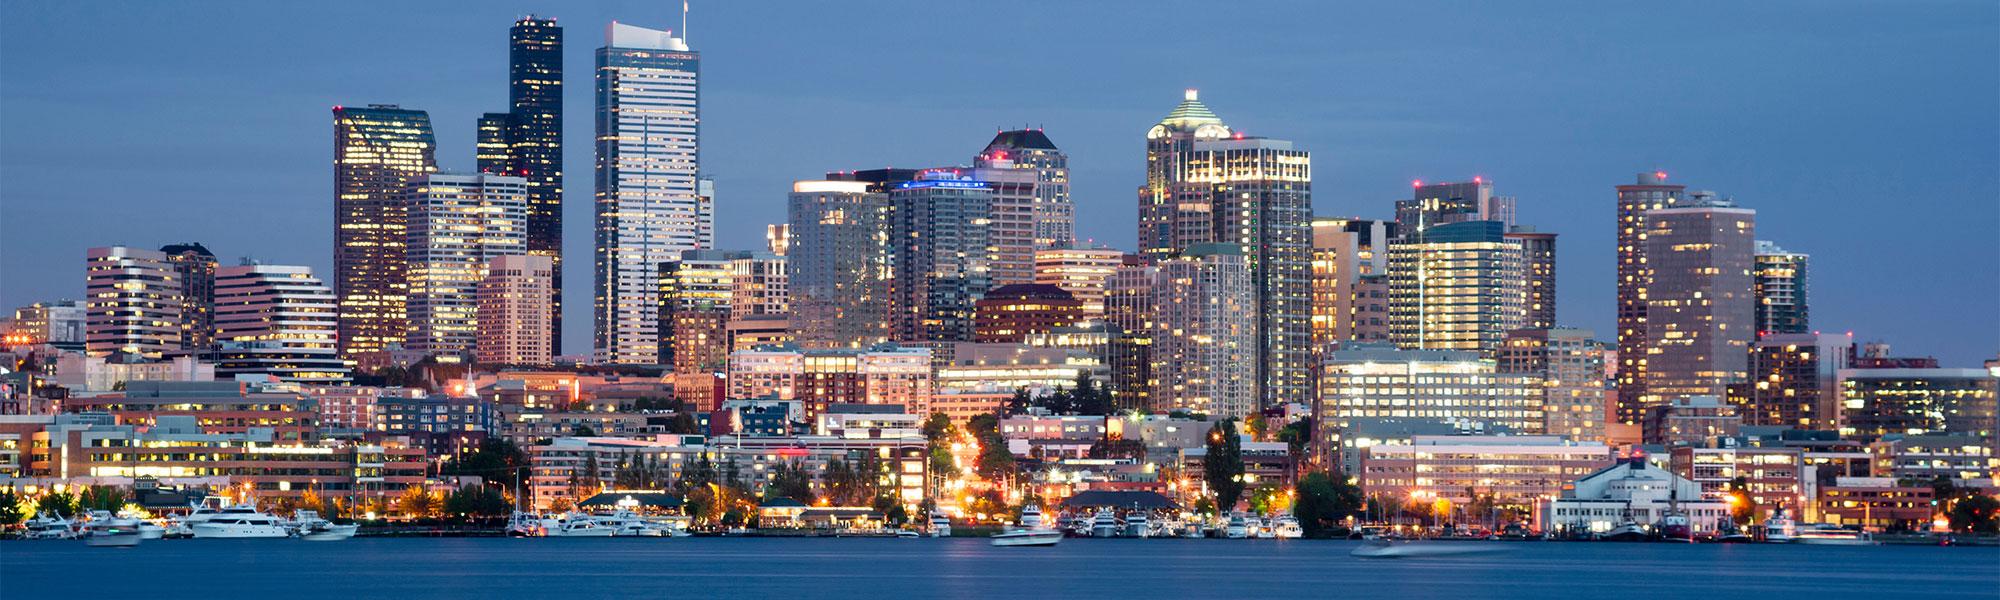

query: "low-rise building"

left=527, top=434, right=926, bottom=510
left=1543, top=459, right=1731, bottom=536
left=1814, top=477, right=1935, bottom=531
left=1869, top=434, right=1998, bottom=488
left=1669, top=443, right=1804, bottom=517
left=1361, top=435, right=1614, bottom=510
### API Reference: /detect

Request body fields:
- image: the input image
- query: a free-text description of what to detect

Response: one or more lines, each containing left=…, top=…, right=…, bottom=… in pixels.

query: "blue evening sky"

left=2, top=1, right=1995, bottom=362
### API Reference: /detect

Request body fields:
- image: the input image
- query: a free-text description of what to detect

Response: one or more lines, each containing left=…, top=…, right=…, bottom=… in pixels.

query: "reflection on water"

left=4, top=537, right=1995, bottom=599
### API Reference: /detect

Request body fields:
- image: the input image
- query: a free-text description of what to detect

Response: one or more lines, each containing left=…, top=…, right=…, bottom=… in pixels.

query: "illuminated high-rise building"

left=84, top=246, right=181, bottom=357
left=1744, top=332, right=1853, bottom=430
left=594, top=22, right=705, bottom=364
left=1753, top=240, right=1809, bottom=336
left=975, top=129, right=1073, bottom=249
left=1033, top=246, right=1122, bottom=316
left=404, top=173, right=528, bottom=357
left=1505, top=229, right=1557, bottom=330
left=1139, top=90, right=1313, bottom=408
left=1387, top=220, right=1526, bottom=356
left=956, top=164, right=1037, bottom=286
left=889, top=169, right=993, bottom=343
left=1614, top=171, right=1686, bottom=424
left=728, top=251, right=788, bottom=321
left=655, top=249, right=735, bottom=366
left=1397, top=178, right=1514, bottom=233
left=506, top=16, right=565, bottom=353
left=1106, top=258, right=1157, bottom=410
left=477, top=254, right=554, bottom=366
left=159, top=242, right=217, bottom=350
left=475, top=112, right=512, bottom=173
left=1311, top=218, right=1394, bottom=351
left=332, top=104, right=437, bottom=361
left=1150, top=244, right=1256, bottom=418
left=1500, top=328, right=1607, bottom=443
left=787, top=180, right=892, bottom=349
left=208, top=264, right=349, bottom=384
left=1642, top=193, right=1755, bottom=405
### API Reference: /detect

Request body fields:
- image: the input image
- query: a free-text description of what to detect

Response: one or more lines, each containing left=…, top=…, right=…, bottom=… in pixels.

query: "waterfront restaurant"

left=1543, top=459, right=1730, bottom=535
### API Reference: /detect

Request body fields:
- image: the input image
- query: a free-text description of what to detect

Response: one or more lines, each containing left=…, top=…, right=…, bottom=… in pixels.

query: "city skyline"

left=2, top=2, right=1995, bottom=364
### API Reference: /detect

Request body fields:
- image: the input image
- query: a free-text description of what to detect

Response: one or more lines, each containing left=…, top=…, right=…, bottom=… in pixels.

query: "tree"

left=0, top=490, right=23, bottom=526
left=1276, top=418, right=1314, bottom=470
left=1203, top=419, right=1245, bottom=512
left=968, top=414, right=1016, bottom=483
left=1004, top=388, right=1034, bottom=416
left=78, top=485, right=127, bottom=513
left=664, top=412, right=701, bottom=435
left=677, top=455, right=717, bottom=493
left=444, top=484, right=510, bottom=518
left=1948, top=494, right=1999, bottom=534
left=36, top=491, right=77, bottom=519
left=1293, top=470, right=1365, bottom=538
left=1088, top=437, right=1147, bottom=460
left=765, top=460, right=815, bottom=505
left=1725, top=476, right=1756, bottom=524
left=397, top=485, right=438, bottom=519
left=440, top=438, right=531, bottom=501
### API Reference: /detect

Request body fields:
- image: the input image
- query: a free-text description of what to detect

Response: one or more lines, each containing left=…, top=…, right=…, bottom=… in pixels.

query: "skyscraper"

left=84, top=246, right=181, bottom=357
left=208, top=264, right=349, bottom=384
left=594, top=22, right=705, bottom=364
left=475, top=112, right=512, bottom=173
left=1149, top=244, right=1257, bottom=418
left=1139, top=90, right=1313, bottom=408
left=506, top=16, right=564, bottom=353
left=788, top=180, right=893, bottom=349
left=1500, top=328, right=1607, bottom=443
left=959, top=163, right=1038, bottom=286
left=1642, top=194, right=1756, bottom=405
left=1505, top=229, right=1557, bottom=331
left=1397, top=179, right=1515, bottom=234
left=1744, top=332, right=1853, bottom=430
left=1753, top=240, right=1809, bottom=336
left=1033, top=246, right=1122, bottom=316
left=1614, top=171, right=1686, bottom=424
left=477, top=254, right=554, bottom=366
left=1106, top=258, right=1157, bottom=410
left=655, top=249, right=735, bottom=367
left=1310, top=218, right=1394, bottom=351
left=889, top=169, right=994, bottom=343
left=404, top=173, right=529, bottom=357
left=975, top=129, right=1073, bottom=249
left=1387, top=220, right=1526, bottom=356
left=159, top=242, right=217, bottom=351
left=332, top=104, right=437, bottom=362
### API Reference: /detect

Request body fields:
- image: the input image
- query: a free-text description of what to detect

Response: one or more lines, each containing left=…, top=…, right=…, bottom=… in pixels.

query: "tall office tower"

left=477, top=255, right=554, bottom=366
left=1310, top=218, right=1395, bottom=351
left=84, top=246, right=182, bottom=357
left=1387, top=220, right=1526, bottom=356
left=159, top=243, right=217, bottom=350
left=976, top=129, right=1073, bottom=249
left=728, top=251, right=787, bottom=321
left=1150, top=244, right=1257, bottom=418
left=594, top=22, right=705, bottom=364
left=332, top=104, right=437, bottom=361
left=1500, top=328, right=1608, bottom=443
left=404, top=174, right=529, bottom=357
left=1106, top=258, right=1157, bottom=410
left=765, top=224, right=790, bottom=256
left=1614, top=171, right=1686, bottom=424
left=1753, top=240, right=1809, bottom=336
left=1743, top=332, right=1853, bottom=429
left=208, top=264, right=349, bottom=384
left=958, top=164, right=1038, bottom=285
left=889, top=170, right=994, bottom=343
left=1350, top=274, right=1392, bottom=343
left=506, top=17, right=565, bottom=356
left=1033, top=246, right=1122, bottom=316
left=1505, top=229, right=1557, bottom=330
left=1396, top=178, right=1514, bottom=234
left=787, top=180, right=893, bottom=349
left=1139, top=90, right=1314, bottom=408
left=1643, top=193, right=1756, bottom=406
left=1138, top=89, right=1232, bottom=262
left=475, top=112, right=512, bottom=173
left=655, top=249, right=735, bottom=365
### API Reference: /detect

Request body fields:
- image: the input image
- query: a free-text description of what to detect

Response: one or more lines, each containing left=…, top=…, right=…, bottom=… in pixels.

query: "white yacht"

left=1272, top=514, right=1303, bottom=539
left=991, top=527, right=1064, bottom=547
left=551, top=514, right=617, bottom=537
left=291, top=510, right=358, bottom=541
left=191, top=509, right=290, bottom=538
left=929, top=512, right=953, bottom=538
left=83, top=516, right=146, bottom=547
left=24, top=516, right=77, bottom=540
left=1761, top=514, right=1797, bottom=543
left=1019, top=504, right=1045, bottom=530
left=171, top=501, right=263, bottom=537
left=506, top=511, right=549, bottom=537
left=1224, top=513, right=1250, bottom=539
left=1123, top=512, right=1152, bottom=538
left=1089, top=509, right=1121, bottom=538
left=1793, top=523, right=1877, bottom=546
left=1249, top=516, right=1273, bottom=539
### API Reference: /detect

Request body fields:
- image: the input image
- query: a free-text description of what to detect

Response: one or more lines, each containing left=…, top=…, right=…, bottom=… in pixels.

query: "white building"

left=1543, top=459, right=1731, bottom=535
left=1317, top=343, right=1545, bottom=457
left=1149, top=243, right=1255, bottom=418
left=85, top=246, right=181, bottom=357
left=477, top=255, right=554, bottom=366
left=594, top=22, right=709, bottom=365
left=405, top=173, right=528, bottom=357
left=207, top=264, right=349, bottom=384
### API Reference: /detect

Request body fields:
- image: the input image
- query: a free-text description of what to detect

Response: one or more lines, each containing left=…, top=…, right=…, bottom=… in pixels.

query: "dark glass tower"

left=508, top=16, right=563, bottom=354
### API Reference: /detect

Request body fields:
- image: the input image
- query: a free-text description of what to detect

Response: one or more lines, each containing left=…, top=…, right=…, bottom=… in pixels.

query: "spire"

left=1156, top=88, right=1229, bottom=135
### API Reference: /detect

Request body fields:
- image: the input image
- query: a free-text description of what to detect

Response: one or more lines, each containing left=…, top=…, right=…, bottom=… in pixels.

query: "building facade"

left=1149, top=245, right=1256, bottom=418
left=1642, top=196, right=1755, bottom=404
left=976, top=129, right=1072, bottom=250
left=85, top=246, right=182, bottom=358
left=207, top=264, right=349, bottom=384
left=1614, top=172, right=1686, bottom=424
left=787, top=180, right=893, bottom=349
left=890, top=170, right=994, bottom=343
left=1032, top=246, right=1121, bottom=316
left=1387, top=220, right=1525, bottom=356
left=404, top=173, right=529, bottom=357
left=1500, top=328, right=1607, bottom=443
left=1743, top=332, right=1853, bottom=430
left=1753, top=240, right=1809, bottom=335
left=476, top=255, right=555, bottom=366
left=159, top=243, right=217, bottom=351
left=332, top=105, right=437, bottom=361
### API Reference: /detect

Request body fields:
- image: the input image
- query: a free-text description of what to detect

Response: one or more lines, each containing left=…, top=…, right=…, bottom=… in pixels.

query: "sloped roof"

left=984, top=129, right=1059, bottom=151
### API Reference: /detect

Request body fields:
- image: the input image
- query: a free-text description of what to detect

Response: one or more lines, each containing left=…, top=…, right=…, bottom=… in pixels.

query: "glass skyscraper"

left=508, top=16, right=564, bottom=354
left=332, top=104, right=437, bottom=362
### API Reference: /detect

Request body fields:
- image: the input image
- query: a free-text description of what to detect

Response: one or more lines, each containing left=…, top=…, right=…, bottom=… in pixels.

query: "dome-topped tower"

left=1150, top=89, right=1231, bottom=140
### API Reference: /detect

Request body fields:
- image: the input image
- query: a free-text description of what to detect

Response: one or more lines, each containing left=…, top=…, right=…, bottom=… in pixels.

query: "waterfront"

left=4, top=538, right=1994, bottom=599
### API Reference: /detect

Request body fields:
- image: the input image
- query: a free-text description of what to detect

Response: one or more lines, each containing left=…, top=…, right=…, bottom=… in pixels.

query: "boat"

left=896, top=529, right=921, bottom=539
left=82, top=517, right=145, bottom=547
left=1497, top=522, right=1539, bottom=541
left=1019, top=504, right=1045, bottom=530
left=1656, top=511, right=1693, bottom=543
left=1123, top=511, right=1152, bottom=538
left=191, top=508, right=291, bottom=538
left=172, top=500, right=268, bottom=537
left=550, top=514, right=617, bottom=537
left=506, top=511, right=550, bottom=537
left=1761, top=514, right=1797, bottom=543
left=991, top=528, right=1064, bottom=547
left=23, top=516, right=77, bottom=540
left=1088, top=508, right=1121, bottom=538
left=291, top=510, right=358, bottom=541
left=1252, top=515, right=1276, bottom=539
left=1224, top=513, right=1249, bottom=539
left=928, top=512, right=953, bottom=538
left=1272, top=513, right=1303, bottom=539
left=1714, top=520, right=1754, bottom=544
left=1351, top=538, right=1512, bottom=559
left=1793, top=524, right=1878, bottom=546
left=1600, top=520, right=1648, bottom=542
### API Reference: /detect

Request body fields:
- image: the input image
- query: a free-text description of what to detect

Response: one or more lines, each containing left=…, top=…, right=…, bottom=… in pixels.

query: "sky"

left=2, top=1, right=1995, bottom=363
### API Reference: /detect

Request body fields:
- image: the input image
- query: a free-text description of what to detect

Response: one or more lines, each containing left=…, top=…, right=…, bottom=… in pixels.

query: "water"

left=4, top=537, right=1995, bottom=599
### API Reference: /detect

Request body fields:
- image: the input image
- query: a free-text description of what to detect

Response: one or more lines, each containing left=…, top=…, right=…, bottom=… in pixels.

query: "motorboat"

left=292, top=510, right=358, bottom=541
left=1600, top=520, right=1648, bottom=542
left=1793, top=524, right=1877, bottom=546
left=1496, top=522, right=1539, bottom=541
left=1272, top=513, right=1303, bottom=539
left=1066, top=516, right=1092, bottom=537
left=1224, top=513, right=1249, bottom=539
left=191, top=509, right=291, bottom=538
left=1088, top=508, right=1121, bottom=538
left=1248, top=516, right=1273, bottom=539
left=896, top=529, right=921, bottom=539
left=1352, top=538, right=1512, bottom=559
left=506, top=511, right=550, bottom=537
left=1761, top=514, right=1797, bottom=543
left=82, top=517, right=145, bottom=547
left=172, top=501, right=266, bottom=537
left=1019, top=504, right=1045, bottom=530
left=23, top=516, right=77, bottom=540
left=929, top=512, right=953, bottom=538
left=551, top=514, right=617, bottom=537
left=1656, top=512, right=1693, bottom=543
left=991, top=527, right=1064, bottom=547
left=1714, top=520, right=1755, bottom=544
left=1123, top=511, right=1151, bottom=538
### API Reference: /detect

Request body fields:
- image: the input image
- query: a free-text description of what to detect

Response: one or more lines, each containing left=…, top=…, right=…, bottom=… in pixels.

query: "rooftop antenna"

left=681, top=0, right=690, bottom=42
